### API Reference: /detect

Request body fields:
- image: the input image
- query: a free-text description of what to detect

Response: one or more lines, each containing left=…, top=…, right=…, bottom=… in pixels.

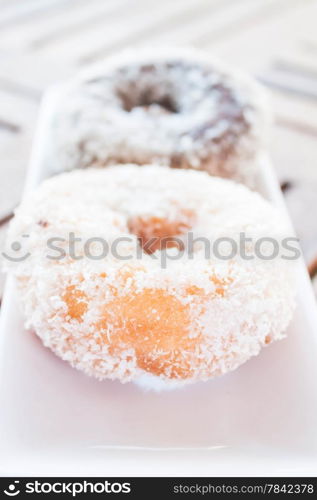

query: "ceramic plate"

left=0, top=89, right=317, bottom=476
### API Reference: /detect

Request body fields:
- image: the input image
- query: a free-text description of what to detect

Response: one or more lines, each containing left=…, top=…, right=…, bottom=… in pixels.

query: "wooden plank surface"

left=0, top=0, right=317, bottom=298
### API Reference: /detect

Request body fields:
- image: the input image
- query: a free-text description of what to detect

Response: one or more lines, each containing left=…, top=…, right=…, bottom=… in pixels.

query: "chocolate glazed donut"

left=54, top=48, right=269, bottom=186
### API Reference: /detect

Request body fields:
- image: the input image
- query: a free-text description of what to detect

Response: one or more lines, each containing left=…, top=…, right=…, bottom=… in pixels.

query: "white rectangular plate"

left=1, top=89, right=317, bottom=477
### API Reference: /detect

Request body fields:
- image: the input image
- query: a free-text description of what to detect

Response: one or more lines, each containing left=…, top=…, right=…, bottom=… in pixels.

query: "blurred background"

left=0, top=0, right=317, bottom=303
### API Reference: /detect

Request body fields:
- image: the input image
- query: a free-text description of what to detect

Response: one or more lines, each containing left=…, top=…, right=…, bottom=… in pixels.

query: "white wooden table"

left=1, top=0, right=317, bottom=301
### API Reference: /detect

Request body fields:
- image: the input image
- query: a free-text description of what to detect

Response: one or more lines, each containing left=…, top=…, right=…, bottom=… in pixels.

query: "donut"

left=5, top=165, right=295, bottom=390
left=53, top=48, right=268, bottom=186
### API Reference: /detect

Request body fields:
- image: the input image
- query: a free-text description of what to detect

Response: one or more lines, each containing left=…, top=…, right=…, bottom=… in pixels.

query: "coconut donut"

left=53, top=48, right=268, bottom=186
left=5, top=165, right=295, bottom=390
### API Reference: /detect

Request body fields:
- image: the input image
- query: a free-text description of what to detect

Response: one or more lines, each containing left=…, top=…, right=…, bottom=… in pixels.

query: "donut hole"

left=117, top=87, right=178, bottom=114
left=127, top=215, right=191, bottom=254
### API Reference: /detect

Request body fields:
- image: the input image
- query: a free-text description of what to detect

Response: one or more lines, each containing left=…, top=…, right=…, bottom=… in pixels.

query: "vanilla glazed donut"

left=53, top=48, right=269, bottom=186
left=5, top=165, right=295, bottom=390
